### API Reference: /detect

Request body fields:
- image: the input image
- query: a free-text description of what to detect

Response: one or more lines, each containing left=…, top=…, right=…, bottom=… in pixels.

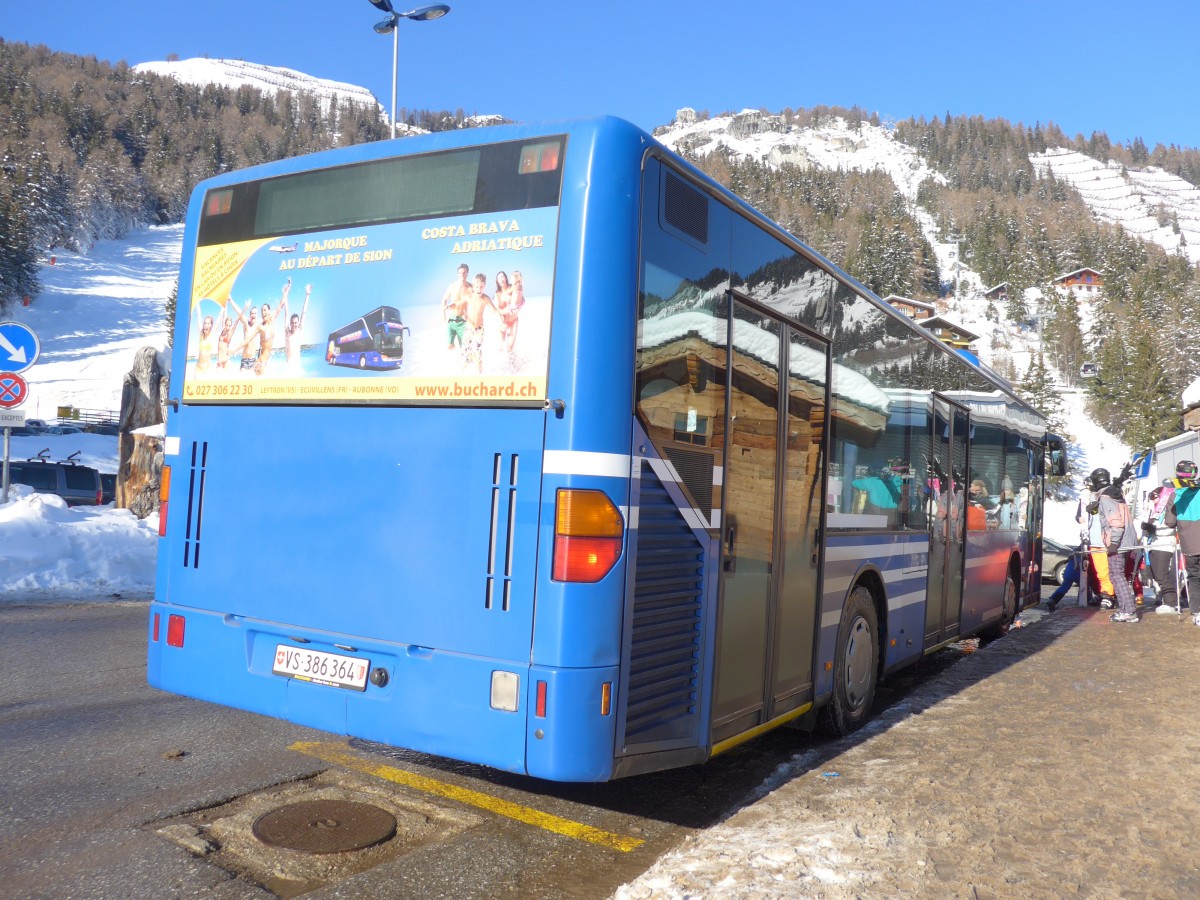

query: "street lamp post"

left=367, top=2, right=450, bottom=140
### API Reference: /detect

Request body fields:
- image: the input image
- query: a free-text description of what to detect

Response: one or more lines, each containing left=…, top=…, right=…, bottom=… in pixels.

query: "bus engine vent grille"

left=182, top=441, right=208, bottom=569
left=663, top=171, right=709, bottom=245
left=623, top=466, right=704, bottom=747
left=662, top=444, right=713, bottom=518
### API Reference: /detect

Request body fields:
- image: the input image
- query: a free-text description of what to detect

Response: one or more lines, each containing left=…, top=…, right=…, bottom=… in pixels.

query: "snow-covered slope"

left=657, top=111, right=943, bottom=203
left=131, top=58, right=505, bottom=133
left=1031, top=149, right=1200, bottom=265
left=133, top=57, right=383, bottom=116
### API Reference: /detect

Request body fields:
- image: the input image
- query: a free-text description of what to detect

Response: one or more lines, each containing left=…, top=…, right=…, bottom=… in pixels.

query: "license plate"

left=272, top=645, right=370, bottom=691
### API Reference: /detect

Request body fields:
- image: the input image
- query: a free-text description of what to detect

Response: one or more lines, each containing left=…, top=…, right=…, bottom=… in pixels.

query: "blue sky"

left=4, top=0, right=1198, bottom=151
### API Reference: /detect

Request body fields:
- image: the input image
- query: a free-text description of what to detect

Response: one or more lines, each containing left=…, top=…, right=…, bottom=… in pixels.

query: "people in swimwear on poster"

left=213, top=278, right=304, bottom=377
left=281, top=283, right=311, bottom=370
left=463, top=273, right=500, bottom=373
left=191, top=278, right=314, bottom=379
left=495, top=269, right=525, bottom=354
left=442, top=263, right=473, bottom=352
left=193, top=307, right=218, bottom=373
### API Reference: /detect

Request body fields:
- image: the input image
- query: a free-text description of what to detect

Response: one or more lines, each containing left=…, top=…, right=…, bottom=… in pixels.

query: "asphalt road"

left=0, top=601, right=818, bottom=898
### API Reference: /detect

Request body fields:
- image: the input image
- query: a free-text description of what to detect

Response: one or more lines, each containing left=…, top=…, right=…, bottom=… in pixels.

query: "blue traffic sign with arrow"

left=0, top=321, right=40, bottom=374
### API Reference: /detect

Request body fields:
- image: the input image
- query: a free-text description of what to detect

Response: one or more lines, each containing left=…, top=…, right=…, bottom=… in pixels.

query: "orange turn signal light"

left=552, top=489, right=623, bottom=582
left=157, top=465, right=171, bottom=537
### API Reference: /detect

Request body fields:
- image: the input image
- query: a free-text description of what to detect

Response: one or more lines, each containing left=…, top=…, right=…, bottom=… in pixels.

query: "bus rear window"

left=197, top=137, right=565, bottom=247
left=256, top=151, right=482, bottom=235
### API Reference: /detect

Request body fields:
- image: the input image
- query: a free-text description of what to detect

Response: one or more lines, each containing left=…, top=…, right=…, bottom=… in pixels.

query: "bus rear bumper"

left=147, top=604, right=624, bottom=781
left=146, top=603, right=532, bottom=776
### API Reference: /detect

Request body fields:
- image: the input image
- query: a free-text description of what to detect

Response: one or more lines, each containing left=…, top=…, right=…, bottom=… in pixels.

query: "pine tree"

left=1018, top=351, right=1066, bottom=436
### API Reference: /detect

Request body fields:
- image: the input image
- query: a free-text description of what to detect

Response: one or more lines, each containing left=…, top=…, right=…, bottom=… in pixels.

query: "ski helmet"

left=1178, top=460, right=1198, bottom=486
left=1087, top=468, right=1111, bottom=491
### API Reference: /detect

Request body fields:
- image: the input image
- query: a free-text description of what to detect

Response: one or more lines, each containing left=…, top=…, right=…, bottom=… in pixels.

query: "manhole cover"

left=252, top=800, right=397, bottom=854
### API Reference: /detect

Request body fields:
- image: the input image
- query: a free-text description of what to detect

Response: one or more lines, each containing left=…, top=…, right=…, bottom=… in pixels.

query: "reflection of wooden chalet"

left=1054, top=267, right=1104, bottom=295
left=636, top=317, right=890, bottom=523
left=982, top=282, right=1009, bottom=301
left=882, top=294, right=935, bottom=321
left=920, top=315, right=979, bottom=350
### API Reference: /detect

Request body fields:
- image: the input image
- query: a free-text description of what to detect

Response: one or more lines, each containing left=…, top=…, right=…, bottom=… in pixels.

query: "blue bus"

left=326, top=305, right=410, bottom=370
left=149, top=117, right=1066, bottom=782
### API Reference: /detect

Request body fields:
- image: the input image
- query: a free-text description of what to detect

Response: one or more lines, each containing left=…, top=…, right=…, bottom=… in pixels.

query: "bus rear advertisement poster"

left=181, top=207, right=557, bottom=404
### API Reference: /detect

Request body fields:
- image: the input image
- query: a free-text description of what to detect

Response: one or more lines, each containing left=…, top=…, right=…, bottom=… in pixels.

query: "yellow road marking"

left=289, top=740, right=645, bottom=852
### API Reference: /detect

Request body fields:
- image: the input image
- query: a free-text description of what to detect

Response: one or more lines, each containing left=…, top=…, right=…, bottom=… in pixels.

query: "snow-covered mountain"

left=133, top=57, right=382, bottom=115
left=131, top=58, right=506, bottom=134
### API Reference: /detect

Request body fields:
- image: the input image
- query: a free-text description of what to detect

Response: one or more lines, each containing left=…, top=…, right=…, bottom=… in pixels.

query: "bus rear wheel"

left=980, top=569, right=1018, bottom=642
left=358, top=355, right=367, bottom=369
left=818, top=585, right=878, bottom=737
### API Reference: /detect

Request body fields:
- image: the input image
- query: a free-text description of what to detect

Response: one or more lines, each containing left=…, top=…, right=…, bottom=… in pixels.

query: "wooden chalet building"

left=982, top=282, right=1009, bottom=302
left=1054, top=268, right=1104, bottom=295
left=920, top=315, right=979, bottom=351
left=882, top=294, right=936, bottom=321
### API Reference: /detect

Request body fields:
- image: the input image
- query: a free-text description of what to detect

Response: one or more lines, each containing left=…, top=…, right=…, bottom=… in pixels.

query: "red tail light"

left=535, top=680, right=547, bottom=718
left=166, top=614, right=185, bottom=647
left=158, top=465, right=171, bottom=537
left=551, top=489, right=623, bottom=583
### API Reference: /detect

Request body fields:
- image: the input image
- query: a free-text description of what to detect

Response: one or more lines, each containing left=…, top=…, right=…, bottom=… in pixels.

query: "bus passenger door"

left=767, top=327, right=827, bottom=719
left=713, top=303, right=780, bottom=738
left=925, top=397, right=969, bottom=645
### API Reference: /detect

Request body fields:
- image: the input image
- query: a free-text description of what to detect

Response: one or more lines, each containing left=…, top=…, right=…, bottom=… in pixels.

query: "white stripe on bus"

left=644, top=457, right=682, bottom=483
left=542, top=450, right=631, bottom=479
left=824, top=540, right=929, bottom=562
left=820, top=587, right=930, bottom=631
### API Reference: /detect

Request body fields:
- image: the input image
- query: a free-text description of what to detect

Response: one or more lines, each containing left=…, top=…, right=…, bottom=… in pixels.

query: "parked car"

left=1042, top=537, right=1077, bottom=584
left=85, top=423, right=120, bottom=435
left=5, top=452, right=103, bottom=506
left=100, top=473, right=117, bottom=505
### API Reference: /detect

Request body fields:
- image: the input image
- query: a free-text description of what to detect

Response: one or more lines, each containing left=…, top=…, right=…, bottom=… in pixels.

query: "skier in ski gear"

left=1086, top=467, right=1140, bottom=623
left=1143, top=479, right=1179, bottom=612
left=1164, top=460, right=1200, bottom=624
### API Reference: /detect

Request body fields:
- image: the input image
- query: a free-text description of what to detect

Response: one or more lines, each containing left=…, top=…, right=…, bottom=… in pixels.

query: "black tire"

left=818, top=585, right=879, bottom=737
left=1054, top=561, right=1068, bottom=585
left=358, top=355, right=367, bottom=369
left=980, top=569, right=1018, bottom=642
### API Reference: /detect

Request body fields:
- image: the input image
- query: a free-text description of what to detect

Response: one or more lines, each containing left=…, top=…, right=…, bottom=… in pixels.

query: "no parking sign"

left=0, top=372, right=28, bottom=409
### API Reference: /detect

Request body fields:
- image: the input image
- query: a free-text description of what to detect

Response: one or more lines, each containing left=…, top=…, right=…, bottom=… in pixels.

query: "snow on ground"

left=0, top=481, right=158, bottom=601
left=16, top=224, right=180, bottom=419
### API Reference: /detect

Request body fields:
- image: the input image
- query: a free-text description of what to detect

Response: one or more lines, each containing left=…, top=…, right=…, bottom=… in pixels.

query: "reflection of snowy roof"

left=882, top=294, right=935, bottom=311
left=945, top=390, right=1046, bottom=437
left=640, top=311, right=889, bottom=413
left=1183, top=377, right=1200, bottom=410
